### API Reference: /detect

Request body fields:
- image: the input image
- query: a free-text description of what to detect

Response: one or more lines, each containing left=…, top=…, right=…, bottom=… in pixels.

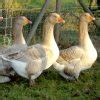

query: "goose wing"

left=0, top=44, right=27, bottom=56
left=55, top=46, right=84, bottom=78
left=57, top=46, right=84, bottom=63
left=6, top=44, right=47, bottom=60
left=2, top=44, right=51, bottom=76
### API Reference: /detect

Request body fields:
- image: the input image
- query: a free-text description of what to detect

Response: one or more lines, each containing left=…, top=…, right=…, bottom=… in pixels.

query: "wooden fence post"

left=55, top=0, right=61, bottom=43
left=27, top=0, right=50, bottom=45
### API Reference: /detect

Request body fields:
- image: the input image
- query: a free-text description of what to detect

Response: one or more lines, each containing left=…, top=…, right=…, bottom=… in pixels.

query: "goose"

left=53, top=13, right=97, bottom=80
left=13, top=16, right=32, bottom=45
left=0, top=16, right=32, bottom=53
left=0, top=16, right=32, bottom=83
left=2, top=13, right=65, bottom=86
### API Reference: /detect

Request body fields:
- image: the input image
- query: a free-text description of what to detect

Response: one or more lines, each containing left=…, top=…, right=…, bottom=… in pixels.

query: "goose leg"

left=28, top=74, right=36, bottom=86
left=28, top=71, right=42, bottom=86
left=73, top=65, right=81, bottom=80
left=60, top=72, right=75, bottom=80
left=73, top=72, right=80, bottom=80
left=29, top=79, right=36, bottom=86
left=63, top=65, right=76, bottom=80
left=64, top=68, right=80, bottom=80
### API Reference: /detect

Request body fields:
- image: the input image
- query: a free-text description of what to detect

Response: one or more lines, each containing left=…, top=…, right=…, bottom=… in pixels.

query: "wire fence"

left=0, top=5, right=99, bottom=47
left=0, top=8, right=38, bottom=45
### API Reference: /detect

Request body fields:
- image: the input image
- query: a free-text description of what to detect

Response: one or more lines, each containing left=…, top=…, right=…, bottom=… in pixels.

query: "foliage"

left=0, top=0, right=31, bottom=9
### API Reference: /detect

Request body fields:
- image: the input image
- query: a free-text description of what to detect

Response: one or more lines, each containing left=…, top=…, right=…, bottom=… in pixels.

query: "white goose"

left=2, top=13, right=65, bottom=86
left=0, top=16, right=32, bottom=83
left=53, top=13, right=97, bottom=80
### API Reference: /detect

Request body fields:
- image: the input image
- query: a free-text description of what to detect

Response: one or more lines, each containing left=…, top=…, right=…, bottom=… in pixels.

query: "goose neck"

left=79, top=20, right=91, bottom=48
left=13, top=23, right=26, bottom=45
left=42, top=20, right=56, bottom=48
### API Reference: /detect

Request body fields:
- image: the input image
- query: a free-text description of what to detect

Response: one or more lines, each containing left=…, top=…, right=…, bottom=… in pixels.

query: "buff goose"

left=0, top=16, right=32, bottom=83
left=53, top=13, right=97, bottom=80
left=13, top=16, right=32, bottom=45
left=1, top=16, right=32, bottom=53
left=2, top=13, right=65, bottom=86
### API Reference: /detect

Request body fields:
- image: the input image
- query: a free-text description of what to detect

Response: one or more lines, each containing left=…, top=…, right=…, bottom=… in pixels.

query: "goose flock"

left=0, top=13, right=97, bottom=86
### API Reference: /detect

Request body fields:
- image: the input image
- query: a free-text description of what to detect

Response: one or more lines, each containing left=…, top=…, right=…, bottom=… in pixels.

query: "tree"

left=54, top=0, right=61, bottom=44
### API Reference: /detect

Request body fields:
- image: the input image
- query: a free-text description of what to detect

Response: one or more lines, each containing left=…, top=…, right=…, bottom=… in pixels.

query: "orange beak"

left=57, top=17, right=65, bottom=23
left=0, top=17, right=3, bottom=21
left=90, top=15, right=95, bottom=21
left=88, top=15, right=95, bottom=22
left=28, top=20, right=32, bottom=24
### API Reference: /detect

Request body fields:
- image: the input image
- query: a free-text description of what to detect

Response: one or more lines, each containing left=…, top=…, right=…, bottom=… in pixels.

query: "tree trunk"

left=54, top=0, right=61, bottom=44
left=27, top=0, right=50, bottom=45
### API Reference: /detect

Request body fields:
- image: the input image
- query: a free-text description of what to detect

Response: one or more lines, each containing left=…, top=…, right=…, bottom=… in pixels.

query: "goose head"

left=80, top=13, right=95, bottom=23
left=15, top=16, right=32, bottom=26
left=0, top=17, right=3, bottom=22
left=47, top=13, right=65, bottom=24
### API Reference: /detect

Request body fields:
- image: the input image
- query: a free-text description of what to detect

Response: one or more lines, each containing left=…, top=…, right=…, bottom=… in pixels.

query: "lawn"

left=0, top=61, right=100, bottom=99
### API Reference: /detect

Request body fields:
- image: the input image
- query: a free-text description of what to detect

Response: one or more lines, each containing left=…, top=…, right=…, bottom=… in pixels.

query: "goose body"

left=4, top=44, right=51, bottom=79
left=0, top=16, right=32, bottom=83
left=53, top=13, right=97, bottom=80
left=2, top=13, right=65, bottom=86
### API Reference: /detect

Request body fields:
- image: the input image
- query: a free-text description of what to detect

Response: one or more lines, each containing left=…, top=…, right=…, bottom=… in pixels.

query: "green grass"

left=0, top=61, right=100, bottom=99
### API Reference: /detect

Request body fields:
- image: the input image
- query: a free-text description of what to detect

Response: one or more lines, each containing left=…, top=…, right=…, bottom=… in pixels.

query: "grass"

left=0, top=61, right=100, bottom=99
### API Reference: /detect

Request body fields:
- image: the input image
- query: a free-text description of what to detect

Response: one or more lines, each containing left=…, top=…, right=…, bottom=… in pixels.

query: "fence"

left=0, top=0, right=99, bottom=47
left=0, top=8, right=38, bottom=45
